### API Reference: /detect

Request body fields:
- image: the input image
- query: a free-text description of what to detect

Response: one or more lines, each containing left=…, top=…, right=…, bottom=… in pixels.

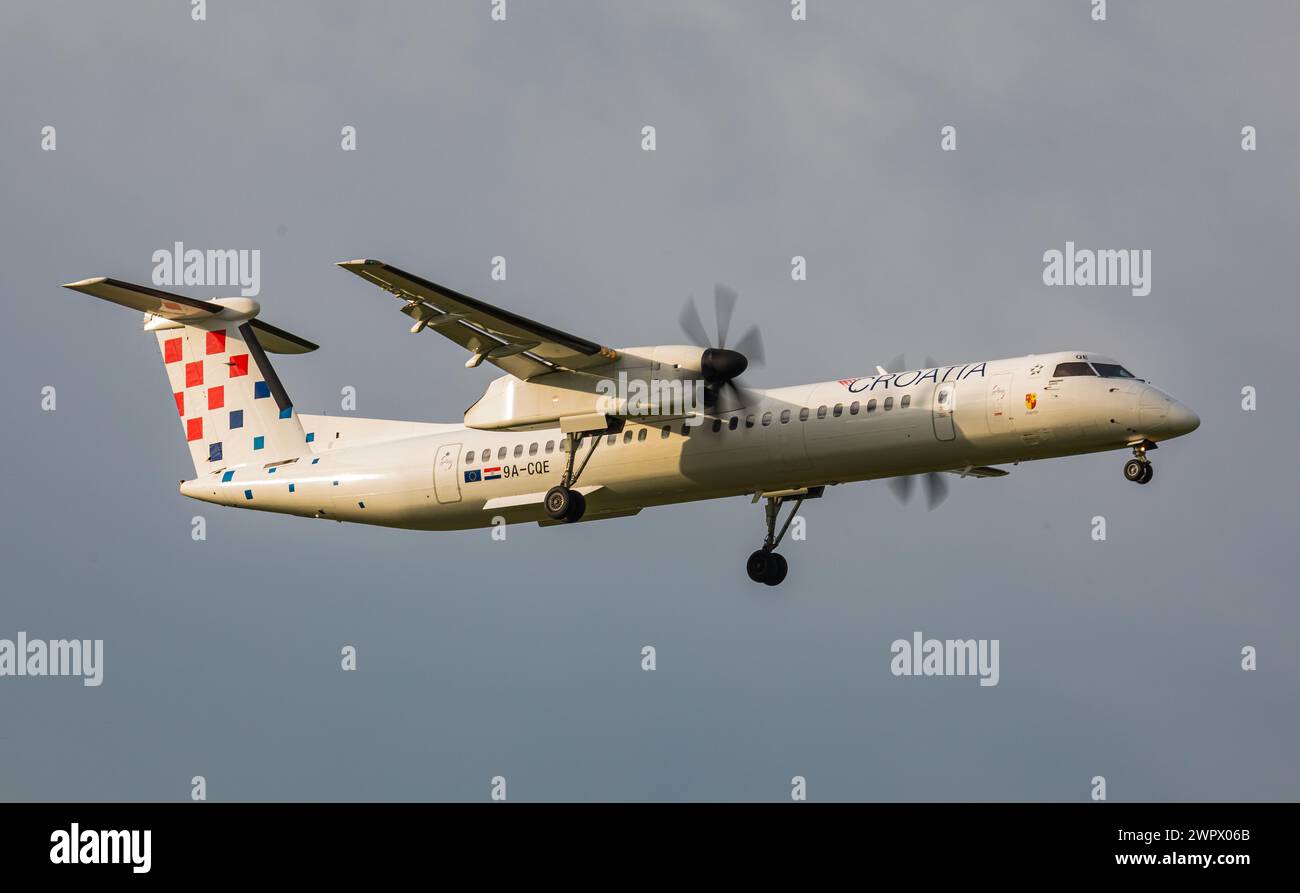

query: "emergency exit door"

left=932, top=382, right=956, bottom=441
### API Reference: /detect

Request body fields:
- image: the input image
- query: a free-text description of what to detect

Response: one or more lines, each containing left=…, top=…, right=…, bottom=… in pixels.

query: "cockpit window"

left=1052, top=362, right=1096, bottom=377
left=1092, top=363, right=1136, bottom=379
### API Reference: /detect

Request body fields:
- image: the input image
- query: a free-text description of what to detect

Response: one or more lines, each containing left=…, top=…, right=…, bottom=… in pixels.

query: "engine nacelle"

left=463, top=345, right=710, bottom=430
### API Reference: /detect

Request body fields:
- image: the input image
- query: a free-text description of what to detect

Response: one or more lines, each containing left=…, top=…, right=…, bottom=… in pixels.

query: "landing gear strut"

left=1123, top=441, right=1154, bottom=485
left=545, top=428, right=608, bottom=522
left=745, top=490, right=818, bottom=586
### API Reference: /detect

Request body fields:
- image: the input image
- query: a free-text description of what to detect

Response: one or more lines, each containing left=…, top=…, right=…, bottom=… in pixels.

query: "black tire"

left=1138, top=463, right=1154, bottom=485
left=565, top=490, right=587, bottom=522
left=764, top=552, right=788, bottom=586
left=1123, top=458, right=1145, bottom=482
left=746, top=549, right=772, bottom=583
left=544, top=486, right=573, bottom=520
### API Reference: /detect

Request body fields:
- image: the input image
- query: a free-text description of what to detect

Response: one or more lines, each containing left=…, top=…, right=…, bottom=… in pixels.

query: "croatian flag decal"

left=482, top=467, right=502, bottom=481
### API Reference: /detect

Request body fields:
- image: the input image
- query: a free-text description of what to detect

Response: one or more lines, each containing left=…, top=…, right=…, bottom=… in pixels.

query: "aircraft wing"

left=336, top=259, right=618, bottom=380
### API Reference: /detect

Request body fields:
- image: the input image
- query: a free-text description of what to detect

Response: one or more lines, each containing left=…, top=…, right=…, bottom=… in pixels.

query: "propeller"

left=885, top=354, right=938, bottom=374
left=887, top=471, right=950, bottom=510
left=881, top=353, right=946, bottom=510
left=679, top=284, right=764, bottom=410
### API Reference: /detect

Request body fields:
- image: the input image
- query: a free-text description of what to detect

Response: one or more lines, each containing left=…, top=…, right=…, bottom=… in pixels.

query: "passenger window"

left=799, top=407, right=809, bottom=422
left=623, top=430, right=633, bottom=443
left=780, top=409, right=791, bottom=424
left=497, top=446, right=507, bottom=460
left=712, top=419, right=722, bottom=433
left=900, top=395, right=910, bottom=409
left=513, top=444, right=523, bottom=457
left=681, top=423, right=691, bottom=436
left=745, top=415, right=755, bottom=428
left=1092, top=362, right=1136, bottom=379
left=607, top=433, right=616, bottom=445
left=867, top=399, right=877, bottom=413
left=465, top=451, right=475, bottom=464
left=833, top=403, right=843, bottom=417
left=481, top=449, right=490, bottom=462
left=884, top=397, right=894, bottom=410
left=545, top=440, right=555, bottom=454
left=528, top=442, right=538, bottom=456
left=1052, top=362, right=1096, bottom=377
left=660, top=425, right=669, bottom=439
left=728, top=417, right=739, bottom=431
left=850, top=401, right=859, bottom=415
left=761, top=412, right=773, bottom=426
left=816, top=405, right=827, bottom=419
left=641, top=428, right=650, bottom=441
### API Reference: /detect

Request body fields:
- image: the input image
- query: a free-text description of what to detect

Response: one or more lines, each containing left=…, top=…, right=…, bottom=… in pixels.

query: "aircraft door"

left=932, top=382, right=956, bottom=441
left=434, top=442, right=463, bottom=504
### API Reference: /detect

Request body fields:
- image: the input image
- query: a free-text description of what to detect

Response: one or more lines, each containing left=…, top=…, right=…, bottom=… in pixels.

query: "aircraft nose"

left=1140, top=386, right=1199, bottom=438
left=1166, top=399, right=1200, bottom=436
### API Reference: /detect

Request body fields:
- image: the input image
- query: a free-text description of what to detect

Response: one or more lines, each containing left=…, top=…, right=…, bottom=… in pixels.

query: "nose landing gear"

left=1123, top=441, right=1155, bottom=485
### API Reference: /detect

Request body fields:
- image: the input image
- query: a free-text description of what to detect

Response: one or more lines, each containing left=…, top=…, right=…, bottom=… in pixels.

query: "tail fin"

left=63, top=277, right=318, bottom=477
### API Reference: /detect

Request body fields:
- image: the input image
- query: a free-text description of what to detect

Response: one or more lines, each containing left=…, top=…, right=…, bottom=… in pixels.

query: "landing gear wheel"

left=1137, top=463, right=1153, bottom=485
left=765, top=552, right=788, bottom=586
left=566, top=490, right=586, bottom=521
left=746, top=550, right=788, bottom=586
left=545, top=486, right=585, bottom=522
left=1123, top=458, right=1146, bottom=483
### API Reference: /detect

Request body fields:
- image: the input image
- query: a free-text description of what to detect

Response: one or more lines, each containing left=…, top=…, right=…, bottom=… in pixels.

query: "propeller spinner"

left=678, top=284, right=764, bottom=409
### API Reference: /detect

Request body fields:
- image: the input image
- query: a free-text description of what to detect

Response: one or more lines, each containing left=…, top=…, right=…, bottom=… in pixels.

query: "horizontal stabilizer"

left=62, top=277, right=318, bottom=354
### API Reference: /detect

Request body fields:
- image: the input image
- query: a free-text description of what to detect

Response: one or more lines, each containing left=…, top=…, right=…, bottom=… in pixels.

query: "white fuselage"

left=179, top=350, right=1199, bottom=529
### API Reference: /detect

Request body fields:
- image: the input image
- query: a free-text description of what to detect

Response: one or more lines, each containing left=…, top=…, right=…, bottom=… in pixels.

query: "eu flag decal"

left=463, top=469, right=482, bottom=484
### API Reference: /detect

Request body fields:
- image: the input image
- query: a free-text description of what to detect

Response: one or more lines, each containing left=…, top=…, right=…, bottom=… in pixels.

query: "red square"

left=186, top=417, right=203, bottom=442
left=206, top=330, right=227, bottom=355
left=207, top=386, right=225, bottom=410
left=174, top=392, right=184, bottom=417
left=228, top=354, right=249, bottom=377
left=163, top=337, right=183, bottom=364
left=185, top=361, right=204, bottom=388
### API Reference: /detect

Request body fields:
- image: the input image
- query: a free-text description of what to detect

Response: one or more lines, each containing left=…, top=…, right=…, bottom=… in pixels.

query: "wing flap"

left=945, top=465, right=1010, bottom=478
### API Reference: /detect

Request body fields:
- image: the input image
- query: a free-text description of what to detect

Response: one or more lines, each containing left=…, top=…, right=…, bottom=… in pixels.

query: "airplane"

left=62, top=260, right=1200, bottom=586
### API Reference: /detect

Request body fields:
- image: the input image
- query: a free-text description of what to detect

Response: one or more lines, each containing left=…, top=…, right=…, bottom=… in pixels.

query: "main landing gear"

left=746, top=488, right=822, bottom=586
left=1123, top=441, right=1155, bottom=485
left=545, top=426, right=615, bottom=523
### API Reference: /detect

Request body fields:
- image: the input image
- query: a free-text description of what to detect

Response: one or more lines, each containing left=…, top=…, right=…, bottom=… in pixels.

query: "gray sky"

left=2, top=0, right=1297, bottom=801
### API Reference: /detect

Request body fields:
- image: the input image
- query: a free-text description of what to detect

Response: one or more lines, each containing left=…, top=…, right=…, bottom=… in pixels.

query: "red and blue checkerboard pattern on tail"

left=156, top=321, right=311, bottom=477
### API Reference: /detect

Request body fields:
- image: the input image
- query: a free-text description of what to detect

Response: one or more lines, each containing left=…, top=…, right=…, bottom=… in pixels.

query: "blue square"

left=311, top=458, right=319, bottom=464
left=244, top=489, right=253, bottom=500
left=254, top=381, right=270, bottom=399
left=332, top=480, right=339, bottom=486
left=279, top=405, right=293, bottom=420
left=288, top=483, right=295, bottom=493
left=305, top=432, right=315, bottom=443
left=208, top=442, right=222, bottom=462
left=221, top=470, right=235, bottom=482
left=268, top=467, right=276, bottom=474
left=229, top=410, right=244, bottom=429
left=253, top=435, right=265, bottom=450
